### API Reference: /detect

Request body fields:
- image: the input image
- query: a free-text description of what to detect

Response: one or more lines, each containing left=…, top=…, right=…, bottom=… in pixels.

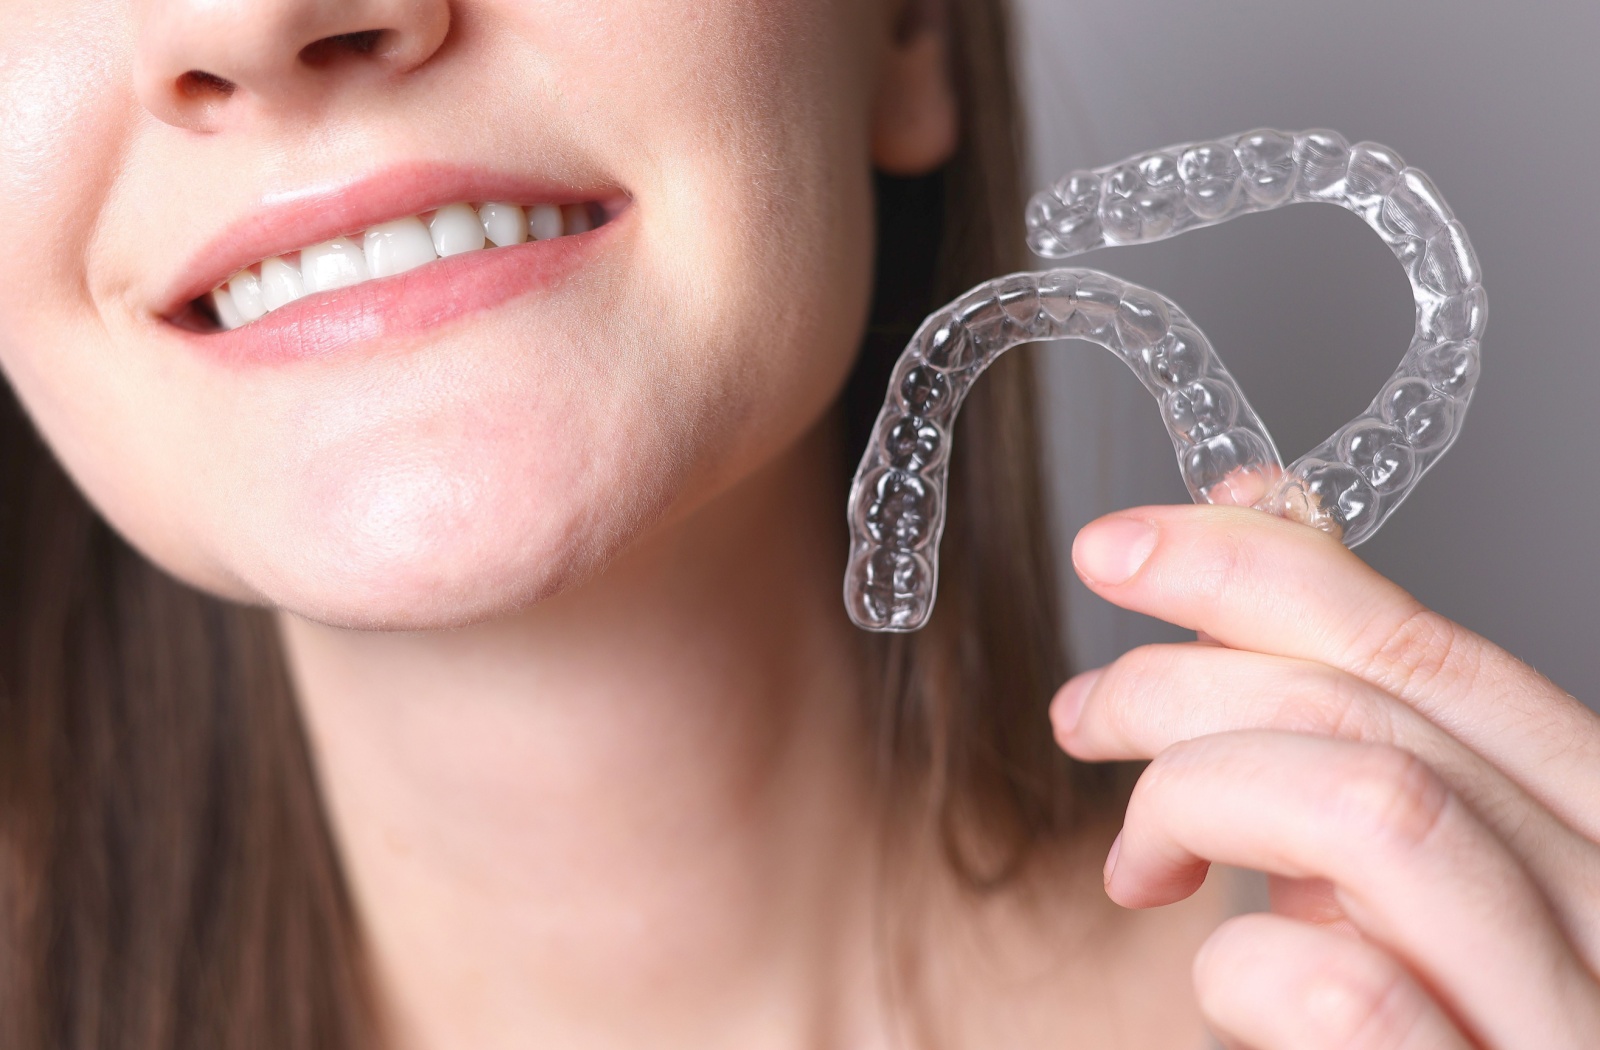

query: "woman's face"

left=0, top=0, right=950, bottom=628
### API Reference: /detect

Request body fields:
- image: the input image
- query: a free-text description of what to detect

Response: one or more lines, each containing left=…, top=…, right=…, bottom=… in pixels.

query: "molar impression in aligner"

left=844, top=128, right=1484, bottom=632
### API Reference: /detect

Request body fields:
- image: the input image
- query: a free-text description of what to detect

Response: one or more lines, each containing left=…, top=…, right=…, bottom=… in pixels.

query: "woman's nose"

left=134, top=0, right=451, bottom=132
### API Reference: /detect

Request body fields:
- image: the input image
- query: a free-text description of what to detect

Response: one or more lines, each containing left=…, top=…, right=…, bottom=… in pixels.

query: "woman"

left=1, top=0, right=1595, bottom=1046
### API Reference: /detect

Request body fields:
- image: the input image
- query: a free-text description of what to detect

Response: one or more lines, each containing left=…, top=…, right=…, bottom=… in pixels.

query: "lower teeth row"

left=206, top=201, right=602, bottom=331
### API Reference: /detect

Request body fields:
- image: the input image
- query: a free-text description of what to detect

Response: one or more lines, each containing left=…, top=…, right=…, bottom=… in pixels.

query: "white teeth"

left=429, top=203, right=486, bottom=256
left=364, top=216, right=438, bottom=278
left=478, top=202, right=528, bottom=247
left=227, top=269, right=266, bottom=321
left=561, top=204, right=592, bottom=236
left=528, top=204, right=563, bottom=241
left=211, top=287, right=244, bottom=330
left=259, top=256, right=306, bottom=311
left=301, top=236, right=370, bottom=293
left=204, top=198, right=610, bottom=330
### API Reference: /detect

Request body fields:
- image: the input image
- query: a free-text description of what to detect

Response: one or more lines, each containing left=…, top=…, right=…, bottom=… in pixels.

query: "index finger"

left=1070, top=504, right=1600, bottom=839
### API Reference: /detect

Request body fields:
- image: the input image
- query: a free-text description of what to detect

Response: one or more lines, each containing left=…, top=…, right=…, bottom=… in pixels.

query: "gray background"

left=1013, top=0, right=1599, bottom=702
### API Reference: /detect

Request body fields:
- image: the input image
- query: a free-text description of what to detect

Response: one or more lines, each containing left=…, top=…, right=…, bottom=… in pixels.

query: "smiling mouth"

left=178, top=199, right=614, bottom=332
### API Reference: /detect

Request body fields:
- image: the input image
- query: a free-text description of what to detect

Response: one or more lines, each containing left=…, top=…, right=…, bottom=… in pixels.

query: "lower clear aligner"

left=845, top=128, right=1484, bottom=632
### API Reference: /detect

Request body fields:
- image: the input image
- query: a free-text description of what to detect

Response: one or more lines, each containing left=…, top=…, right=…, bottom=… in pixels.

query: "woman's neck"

left=278, top=420, right=892, bottom=1049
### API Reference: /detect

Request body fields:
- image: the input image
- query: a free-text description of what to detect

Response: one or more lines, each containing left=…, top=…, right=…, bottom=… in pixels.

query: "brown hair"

left=850, top=0, right=1121, bottom=887
left=0, top=0, right=1116, bottom=1044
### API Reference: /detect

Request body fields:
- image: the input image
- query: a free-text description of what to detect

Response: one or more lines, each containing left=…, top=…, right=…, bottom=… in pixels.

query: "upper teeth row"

left=207, top=201, right=595, bottom=331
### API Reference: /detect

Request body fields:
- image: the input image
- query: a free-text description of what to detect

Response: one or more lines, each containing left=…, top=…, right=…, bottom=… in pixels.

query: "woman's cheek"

left=0, top=4, right=128, bottom=213
left=0, top=8, right=156, bottom=527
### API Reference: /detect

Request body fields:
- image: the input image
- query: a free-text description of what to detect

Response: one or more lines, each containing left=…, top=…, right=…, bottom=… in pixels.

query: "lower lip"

left=167, top=215, right=621, bottom=367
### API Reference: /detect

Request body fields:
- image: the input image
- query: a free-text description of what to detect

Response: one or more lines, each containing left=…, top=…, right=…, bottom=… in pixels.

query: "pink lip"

left=167, top=223, right=620, bottom=366
left=154, top=160, right=629, bottom=365
left=160, top=161, right=622, bottom=314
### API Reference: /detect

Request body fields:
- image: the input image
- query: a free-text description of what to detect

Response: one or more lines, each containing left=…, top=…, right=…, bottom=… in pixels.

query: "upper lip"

left=157, top=160, right=623, bottom=318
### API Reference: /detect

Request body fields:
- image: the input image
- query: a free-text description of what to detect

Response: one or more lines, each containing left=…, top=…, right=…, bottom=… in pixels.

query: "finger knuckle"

left=1335, top=745, right=1453, bottom=857
left=1272, top=669, right=1396, bottom=745
left=1303, top=951, right=1430, bottom=1050
left=1360, top=604, right=1478, bottom=699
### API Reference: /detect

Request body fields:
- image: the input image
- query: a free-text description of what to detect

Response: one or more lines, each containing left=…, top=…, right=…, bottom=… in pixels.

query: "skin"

left=1, top=0, right=1594, bottom=1048
left=1052, top=507, right=1600, bottom=1048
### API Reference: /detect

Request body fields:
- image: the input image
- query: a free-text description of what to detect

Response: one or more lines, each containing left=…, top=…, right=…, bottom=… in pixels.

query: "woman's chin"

left=251, top=514, right=635, bottom=633
left=226, top=448, right=681, bottom=633
left=271, top=559, right=537, bottom=635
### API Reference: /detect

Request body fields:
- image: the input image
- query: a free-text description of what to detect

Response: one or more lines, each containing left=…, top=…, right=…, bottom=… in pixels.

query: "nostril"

left=299, top=30, right=390, bottom=68
left=177, top=70, right=236, bottom=99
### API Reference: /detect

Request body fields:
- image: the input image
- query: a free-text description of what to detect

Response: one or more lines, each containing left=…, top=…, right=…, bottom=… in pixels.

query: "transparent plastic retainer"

left=845, top=129, right=1485, bottom=631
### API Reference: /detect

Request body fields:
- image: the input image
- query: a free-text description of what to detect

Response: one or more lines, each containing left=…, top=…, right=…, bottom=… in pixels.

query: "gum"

left=845, top=129, right=1484, bottom=632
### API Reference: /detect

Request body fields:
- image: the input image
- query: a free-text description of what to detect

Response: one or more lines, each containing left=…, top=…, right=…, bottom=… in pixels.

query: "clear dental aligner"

left=845, top=129, right=1484, bottom=632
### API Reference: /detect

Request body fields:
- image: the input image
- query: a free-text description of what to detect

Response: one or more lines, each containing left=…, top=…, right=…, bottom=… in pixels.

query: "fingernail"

left=1074, top=516, right=1158, bottom=585
left=1051, top=668, right=1104, bottom=736
left=1103, top=831, right=1123, bottom=885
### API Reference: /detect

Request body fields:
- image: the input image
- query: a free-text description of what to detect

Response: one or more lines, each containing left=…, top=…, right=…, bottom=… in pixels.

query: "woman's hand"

left=1049, top=505, right=1600, bottom=1049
